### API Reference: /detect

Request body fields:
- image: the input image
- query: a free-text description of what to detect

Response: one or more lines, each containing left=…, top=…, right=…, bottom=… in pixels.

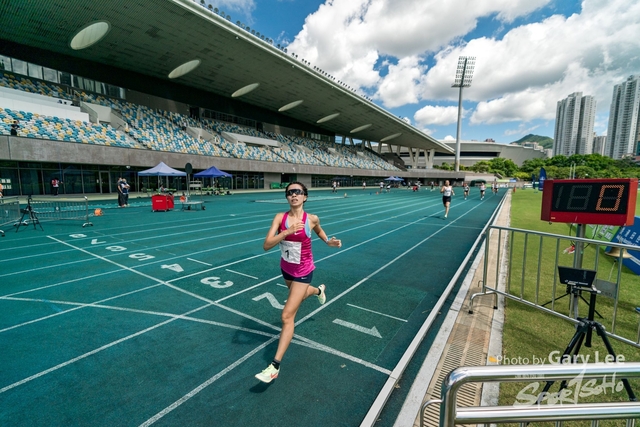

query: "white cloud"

left=284, top=0, right=640, bottom=137
left=422, top=0, right=640, bottom=124
left=504, top=123, right=540, bottom=137
left=443, top=135, right=456, bottom=141
left=414, top=105, right=461, bottom=127
left=287, top=0, right=550, bottom=86
left=211, top=0, right=256, bottom=18
left=375, top=56, right=425, bottom=107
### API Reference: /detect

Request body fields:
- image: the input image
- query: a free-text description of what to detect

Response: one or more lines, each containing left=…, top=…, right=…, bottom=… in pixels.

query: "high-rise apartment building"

left=606, top=75, right=640, bottom=159
left=593, top=135, right=606, bottom=156
left=553, top=92, right=596, bottom=156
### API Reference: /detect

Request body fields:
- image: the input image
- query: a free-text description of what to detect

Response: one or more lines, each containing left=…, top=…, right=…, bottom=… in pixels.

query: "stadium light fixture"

left=70, top=21, right=111, bottom=50
left=380, top=132, right=402, bottom=142
left=231, top=82, right=260, bottom=97
left=317, top=113, right=340, bottom=124
left=350, top=124, right=372, bottom=133
left=168, top=59, right=201, bottom=79
left=279, top=100, right=304, bottom=112
left=451, top=56, right=475, bottom=172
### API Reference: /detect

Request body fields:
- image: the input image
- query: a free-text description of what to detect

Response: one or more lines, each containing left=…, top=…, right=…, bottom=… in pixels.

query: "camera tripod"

left=541, top=283, right=603, bottom=319
left=534, top=286, right=636, bottom=405
left=16, top=196, right=43, bottom=232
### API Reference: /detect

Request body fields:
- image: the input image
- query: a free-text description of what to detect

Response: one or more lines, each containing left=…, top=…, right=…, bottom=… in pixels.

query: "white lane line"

left=0, top=304, right=211, bottom=394
left=138, top=338, right=276, bottom=427
left=347, top=304, right=408, bottom=322
left=0, top=193, right=427, bottom=273
left=188, top=258, right=212, bottom=266
left=1, top=296, right=275, bottom=339
left=1, top=268, right=122, bottom=298
left=225, top=269, right=258, bottom=279
left=40, top=238, right=388, bottom=379
left=2, top=197, right=478, bottom=403
left=211, top=201, right=446, bottom=305
left=296, top=201, right=487, bottom=326
left=0, top=283, right=163, bottom=334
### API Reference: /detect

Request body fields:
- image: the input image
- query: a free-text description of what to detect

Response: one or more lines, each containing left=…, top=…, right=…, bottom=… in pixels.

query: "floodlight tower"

left=452, top=56, right=476, bottom=172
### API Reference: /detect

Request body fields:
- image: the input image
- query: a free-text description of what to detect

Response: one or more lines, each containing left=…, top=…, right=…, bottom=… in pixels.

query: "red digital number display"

left=541, top=178, right=637, bottom=226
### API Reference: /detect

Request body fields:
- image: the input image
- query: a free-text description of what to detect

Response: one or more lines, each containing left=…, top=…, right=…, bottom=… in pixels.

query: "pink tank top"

left=279, top=211, right=315, bottom=277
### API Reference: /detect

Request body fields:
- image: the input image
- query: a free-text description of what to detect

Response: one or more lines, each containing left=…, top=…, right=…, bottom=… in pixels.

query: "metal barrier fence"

left=16, top=196, right=93, bottom=231
left=424, top=363, right=640, bottom=426
left=0, top=197, right=22, bottom=236
left=470, top=225, right=640, bottom=348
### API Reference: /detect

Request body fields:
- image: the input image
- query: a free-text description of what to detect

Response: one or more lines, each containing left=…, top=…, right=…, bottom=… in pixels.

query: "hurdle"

left=16, top=196, right=94, bottom=230
left=0, top=197, right=22, bottom=237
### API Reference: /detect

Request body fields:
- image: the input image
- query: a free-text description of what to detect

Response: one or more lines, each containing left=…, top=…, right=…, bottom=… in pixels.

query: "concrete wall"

left=264, top=172, right=281, bottom=189
left=0, top=86, right=88, bottom=122
left=435, top=141, right=546, bottom=167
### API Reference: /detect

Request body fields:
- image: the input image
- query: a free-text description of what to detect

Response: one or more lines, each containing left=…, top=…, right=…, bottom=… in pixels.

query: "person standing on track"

left=440, top=180, right=454, bottom=219
left=256, top=182, right=342, bottom=383
left=51, top=177, right=61, bottom=196
left=479, top=182, right=486, bottom=200
left=463, top=182, right=470, bottom=200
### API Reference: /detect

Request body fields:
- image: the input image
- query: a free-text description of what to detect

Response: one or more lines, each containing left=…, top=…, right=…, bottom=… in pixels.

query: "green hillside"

left=513, top=134, right=553, bottom=149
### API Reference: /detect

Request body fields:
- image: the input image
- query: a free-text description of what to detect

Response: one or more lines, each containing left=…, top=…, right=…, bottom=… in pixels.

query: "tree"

left=470, top=161, right=490, bottom=173
left=520, top=158, right=546, bottom=173
left=546, top=155, right=570, bottom=168
left=488, top=158, right=518, bottom=177
left=574, top=166, right=595, bottom=178
left=581, top=154, right=610, bottom=170
left=514, top=171, right=531, bottom=181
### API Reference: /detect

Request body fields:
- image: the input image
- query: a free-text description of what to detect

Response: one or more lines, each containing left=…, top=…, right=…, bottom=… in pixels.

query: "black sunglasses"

left=286, top=188, right=304, bottom=197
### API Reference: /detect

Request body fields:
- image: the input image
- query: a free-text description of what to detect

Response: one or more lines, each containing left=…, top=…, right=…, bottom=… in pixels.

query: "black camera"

left=558, top=266, right=597, bottom=289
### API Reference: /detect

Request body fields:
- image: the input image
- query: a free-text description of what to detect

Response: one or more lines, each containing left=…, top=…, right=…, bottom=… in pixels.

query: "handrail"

left=488, top=224, right=640, bottom=252
left=419, top=399, right=442, bottom=427
left=456, top=402, right=639, bottom=423
left=440, top=363, right=640, bottom=426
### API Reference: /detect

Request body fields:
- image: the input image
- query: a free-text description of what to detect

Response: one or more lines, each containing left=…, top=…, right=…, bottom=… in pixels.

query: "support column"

left=426, top=149, right=435, bottom=169
left=408, top=147, right=417, bottom=168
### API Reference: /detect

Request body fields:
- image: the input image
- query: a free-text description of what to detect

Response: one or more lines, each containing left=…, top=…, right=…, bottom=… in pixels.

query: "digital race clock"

left=540, top=178, right=638, bottom=226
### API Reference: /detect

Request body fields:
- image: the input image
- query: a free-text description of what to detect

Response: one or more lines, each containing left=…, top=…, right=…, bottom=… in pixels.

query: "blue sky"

left=210, top=0, right=640, bottom=144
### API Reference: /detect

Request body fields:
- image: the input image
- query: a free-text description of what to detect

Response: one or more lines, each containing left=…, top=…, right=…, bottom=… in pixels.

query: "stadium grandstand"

left=0, top=0, right=468, bottom=197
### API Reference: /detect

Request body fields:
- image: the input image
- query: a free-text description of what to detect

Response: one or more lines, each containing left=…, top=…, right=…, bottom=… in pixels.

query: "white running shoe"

left=317, top=284, right=326, bottom=304
left=255, top=364, right=279, bottom=383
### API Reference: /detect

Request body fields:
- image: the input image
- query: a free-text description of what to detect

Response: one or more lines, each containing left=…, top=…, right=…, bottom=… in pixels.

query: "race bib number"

left=280, top=240, right=302, bottom=264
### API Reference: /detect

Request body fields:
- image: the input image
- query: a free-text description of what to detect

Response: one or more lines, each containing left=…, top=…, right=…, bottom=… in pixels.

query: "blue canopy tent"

left=193, top=165, right=233, bottom=178
left=194, top=165, right=233, bottom=194
left=384, top=176, right=403, bottom=181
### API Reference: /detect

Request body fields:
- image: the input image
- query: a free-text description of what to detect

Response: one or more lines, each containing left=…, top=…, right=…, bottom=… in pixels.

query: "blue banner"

left=539, top=167, right=547, bottom=191
left=610, top=220, right=640, bottom=276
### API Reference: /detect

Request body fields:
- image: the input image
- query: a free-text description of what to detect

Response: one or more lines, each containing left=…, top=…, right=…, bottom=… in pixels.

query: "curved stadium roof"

left=0, top=0, right=453, bottom=156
